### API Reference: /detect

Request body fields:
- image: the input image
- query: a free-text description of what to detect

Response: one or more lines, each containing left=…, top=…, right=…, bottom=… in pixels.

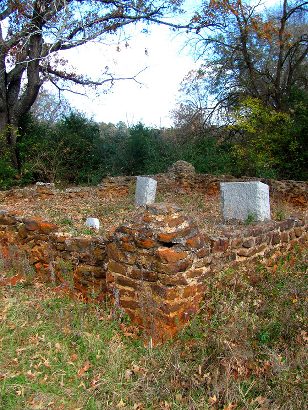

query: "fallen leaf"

left=125, top=369, right=133, bottom=380
left=77, top=360, right=91, bottom=377
left=70, top=353, right=78, bottom=362
left=223, top=403, right=237, bottom=410
left=208, top=395, right=218, bottom=405
left=26, top=370, right=36, bottom=379
left=116, top=399, right=126, bottom=408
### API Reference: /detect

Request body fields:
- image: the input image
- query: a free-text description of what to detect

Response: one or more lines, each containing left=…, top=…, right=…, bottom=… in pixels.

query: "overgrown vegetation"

left=0, top=247, right=307, bottom=409
left=1, top=96, right=306, bottom=191
left=0, top=1, right=307, bottom=188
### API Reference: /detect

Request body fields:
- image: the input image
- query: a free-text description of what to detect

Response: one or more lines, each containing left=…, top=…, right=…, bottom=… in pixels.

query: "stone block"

left=135, top=176, right=157, bottom=206
left=220, top=181, right=270, bottom=222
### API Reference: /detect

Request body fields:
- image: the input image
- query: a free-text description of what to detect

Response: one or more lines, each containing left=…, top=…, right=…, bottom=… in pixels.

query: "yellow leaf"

left=116, top=399, right=126, bottom=408
left=209, top=395, right=218, bottom=404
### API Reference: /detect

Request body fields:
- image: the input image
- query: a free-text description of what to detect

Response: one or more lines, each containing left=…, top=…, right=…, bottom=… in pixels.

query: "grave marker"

left=220, top=181, right=270, bottom=222
left=135, top=176, right=157, bottom=206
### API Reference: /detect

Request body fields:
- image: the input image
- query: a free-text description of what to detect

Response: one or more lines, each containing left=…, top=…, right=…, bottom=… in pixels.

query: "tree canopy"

left=178, top=0, right=308, bottom=123
left=0, top=0, right=186, bottom=170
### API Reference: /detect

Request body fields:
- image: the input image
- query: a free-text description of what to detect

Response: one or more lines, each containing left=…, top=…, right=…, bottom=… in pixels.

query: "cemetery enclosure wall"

left=0, top=211, right=108, bottom=299
left=102, top=174, right=308, bottom=207
left=0, top=208, right=307, bottom=341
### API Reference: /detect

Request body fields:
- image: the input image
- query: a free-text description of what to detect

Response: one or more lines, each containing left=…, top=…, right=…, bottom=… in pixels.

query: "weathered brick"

left=158, top=273, right=188, bottom=286
left=278, top=219, right=295, bottom=231
left=108, top=260, right=128, bottom=276
left=156, top=259, right=191, bottom=274
left=149, top=283, right=181, bottom=300
left=120, top=298, right=140, bottom=310
left=107, top=242, right=136, bottom=264
left=255, top=235, right=266, bottom=245
left=0, top=213, right=17, bottom=226
left=185, top=234, right=204, bottom=249
left=159, top=301, right=186, bottom=315
left=289, top=230, right=296, bottom=240
left=166, top=216, right=186, bottom=228
left=294, top=227, right=303, bottom=237
left=182, top=283, right=205, bottom=298
left=121, top=241, right=136, bottom=252
left=156, top=247, right=188, bottom=263
left=115, top=274, right=139, bottom=289
left=280, top=231, right=289, bottom=243
left=242, top=238, right=255, bottom=248
left=211, top=237, right=230, bottom=253
left=23, top=218, right=57, bottom=233
left=130, top=268, right=158, bottom=282
left=75, top=265, right=105, bottom=279
left=196, top=246, right=210, bottom=258
left=157, top=232, right=178, bottom=243
left=135, top=238, right=156, bottom=249
left=231, top=237, right=243, bottom=249
left=118, top=287, right=136, bottom=299
left=237, top=247, right=257, bottom=257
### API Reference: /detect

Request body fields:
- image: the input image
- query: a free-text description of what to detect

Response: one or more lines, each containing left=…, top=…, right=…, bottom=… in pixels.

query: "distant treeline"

left=0, top=93, right=307, bottom=189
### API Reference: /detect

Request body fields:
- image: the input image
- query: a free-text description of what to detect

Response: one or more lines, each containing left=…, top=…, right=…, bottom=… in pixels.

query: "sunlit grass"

left=0, top=247, right=307, bottom=409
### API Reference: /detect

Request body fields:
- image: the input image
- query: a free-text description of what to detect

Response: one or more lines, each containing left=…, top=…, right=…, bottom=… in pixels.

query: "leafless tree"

left=0, top=0, right=189, bottom=171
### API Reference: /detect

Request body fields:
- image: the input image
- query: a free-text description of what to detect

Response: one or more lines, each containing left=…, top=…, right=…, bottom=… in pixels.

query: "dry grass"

left=0, top=184, right=305, bottom=237
left=0, top=246, right=307, bottom=409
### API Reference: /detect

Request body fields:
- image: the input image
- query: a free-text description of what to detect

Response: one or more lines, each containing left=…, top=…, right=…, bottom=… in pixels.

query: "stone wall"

left=99, top=163, right=308, bottom=207
left=0, top=211, right=108, bottom=300
left=106, top=204, right=209, bottom=343
left=209, top=217, right=307, bottom=269
left=0, top=203, right=307, bottom=343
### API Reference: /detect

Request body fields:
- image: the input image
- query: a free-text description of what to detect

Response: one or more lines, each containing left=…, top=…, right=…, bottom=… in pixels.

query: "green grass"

left=0, top=248, right=307, bottom=409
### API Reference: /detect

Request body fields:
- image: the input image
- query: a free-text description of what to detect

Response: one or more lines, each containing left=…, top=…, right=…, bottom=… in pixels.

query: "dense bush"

left=1, top=101, right=306, bottom=190
left=229, top=97, right=308, bottom=179
left=19, top=113, right=102, bottom=184
left=0, top=131, right=18, bottom=189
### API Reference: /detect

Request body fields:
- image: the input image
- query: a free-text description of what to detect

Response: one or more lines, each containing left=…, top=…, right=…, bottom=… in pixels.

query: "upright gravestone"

left=135, top=176, right=157, bottom=206
left=220, top=181, right=271, bottom=222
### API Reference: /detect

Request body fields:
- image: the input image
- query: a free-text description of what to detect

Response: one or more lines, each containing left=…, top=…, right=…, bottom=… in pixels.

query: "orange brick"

left=108, top=260, right=127, bottom=275
left=156, top=247, right=187, bottom=263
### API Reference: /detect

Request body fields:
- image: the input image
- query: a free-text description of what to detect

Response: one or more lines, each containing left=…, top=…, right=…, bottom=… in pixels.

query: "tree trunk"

left=0, top=111, right=21, bottom=173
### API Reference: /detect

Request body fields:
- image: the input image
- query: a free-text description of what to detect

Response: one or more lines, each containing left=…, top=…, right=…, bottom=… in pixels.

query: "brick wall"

left=0, top=204, right=307, bottom=343
left=0, top=210, right=108, bottom=300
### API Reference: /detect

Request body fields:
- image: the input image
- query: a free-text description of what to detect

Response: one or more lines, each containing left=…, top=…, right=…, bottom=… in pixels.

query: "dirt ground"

left=0, top=182, right=306, bottom=238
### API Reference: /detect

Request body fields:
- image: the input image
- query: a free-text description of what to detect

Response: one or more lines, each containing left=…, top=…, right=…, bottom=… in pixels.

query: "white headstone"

left=85, top=217, right=100, bottom=230
left=135, top=176, right=157, bottom=206
left=220, top=181, right=271, bottom=222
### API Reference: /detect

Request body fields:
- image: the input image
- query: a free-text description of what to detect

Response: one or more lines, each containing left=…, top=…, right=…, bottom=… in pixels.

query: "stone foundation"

left=106, top=203, right=209, bottom=343
left=0, top=201, right=307, bottom=344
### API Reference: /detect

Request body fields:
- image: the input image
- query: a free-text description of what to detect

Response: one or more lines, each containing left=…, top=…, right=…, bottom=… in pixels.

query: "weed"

left=54, top=258, right=74, bottom=286
left=275, top=209, right=286, bottom=221
left=59, top=217, right=74, bottom=226
left=0, top=245, right=35, bottom=282
left=244, top=212, right=257, bottom=225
